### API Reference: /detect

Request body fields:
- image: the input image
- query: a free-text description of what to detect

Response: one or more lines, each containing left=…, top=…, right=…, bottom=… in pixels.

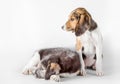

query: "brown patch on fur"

left=50, top=63, right=61, bottom=71
left=45, top=62, right=61, bottom=80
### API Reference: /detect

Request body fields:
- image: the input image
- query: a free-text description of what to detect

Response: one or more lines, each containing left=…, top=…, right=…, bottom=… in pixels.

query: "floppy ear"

left=75, top=11, right=97, bottom=36
left=75, top=14, right=88, bottom=36
left=89, top=19, right=97, bottom=31
left=85, top=12, right=97, bottom=31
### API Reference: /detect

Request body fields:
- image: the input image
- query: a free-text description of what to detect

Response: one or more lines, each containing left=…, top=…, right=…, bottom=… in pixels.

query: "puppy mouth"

left=71, top=29, right=75, bottom=32
left=66, top=28, right=75, bottom=33
left=67, top=29, right=75, bottom=33
left=61, top=26, right=75, bottom=33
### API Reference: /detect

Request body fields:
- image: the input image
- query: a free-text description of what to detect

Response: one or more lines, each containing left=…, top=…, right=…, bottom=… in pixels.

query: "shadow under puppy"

left=22, top=48, right=81, bottom=82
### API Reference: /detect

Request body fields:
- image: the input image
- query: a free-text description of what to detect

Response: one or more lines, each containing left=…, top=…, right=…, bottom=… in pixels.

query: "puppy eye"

left=76, top=15, right=81, bottom=20
left=76, top=16, right=80, bottom=20
left=70, top=18, right=75, bottom=21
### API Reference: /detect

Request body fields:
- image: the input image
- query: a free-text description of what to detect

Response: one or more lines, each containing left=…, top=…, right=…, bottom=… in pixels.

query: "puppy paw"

left=96, top=71, right=104, bottom=76
left=80, top=69, right=86, bottom=76
left=22, top=68, right=33, bottom=75
left=50, top=75, right=60, bottom=82
left=96, top=66, right=104, bottom=76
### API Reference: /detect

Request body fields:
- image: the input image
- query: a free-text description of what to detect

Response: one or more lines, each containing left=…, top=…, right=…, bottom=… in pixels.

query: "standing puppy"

left=62, top=8, right=103, bottom=76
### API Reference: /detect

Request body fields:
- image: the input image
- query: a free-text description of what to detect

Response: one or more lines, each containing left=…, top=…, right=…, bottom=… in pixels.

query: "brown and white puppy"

left=22, top=48, right=81, bottom=82
left=62, top=8, right=103, bottom=76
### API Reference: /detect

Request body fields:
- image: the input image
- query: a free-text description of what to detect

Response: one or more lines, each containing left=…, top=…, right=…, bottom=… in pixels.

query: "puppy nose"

left=61, top=26, right=64, bottom=29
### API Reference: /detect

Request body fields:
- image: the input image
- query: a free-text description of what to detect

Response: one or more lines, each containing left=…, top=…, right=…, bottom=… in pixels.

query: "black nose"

left=61, top=26, right=64, bottom=29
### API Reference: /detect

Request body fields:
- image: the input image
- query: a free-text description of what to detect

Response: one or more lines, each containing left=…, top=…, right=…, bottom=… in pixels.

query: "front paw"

left=22, top=68, right=33, bottom=75
left=96, top=70, right=104, bottom=76
left=22, top=66, right=35, bottom=75
left=96, top=64, right=104, bottom=76
left=80, top=68, right=86, bottom=76
left=50, top=75, right=60, bottom=82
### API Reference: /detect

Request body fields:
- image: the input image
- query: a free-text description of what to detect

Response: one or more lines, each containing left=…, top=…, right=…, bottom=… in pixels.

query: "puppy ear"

left=75, top=14, right=87, bottom=36
left=89, top=19, right=97, bottom=31
left=85, top=12, right=97, bottom=31
left=75, top=11, right=97, bottom=36
left=45, top=64, right=51, bottom=80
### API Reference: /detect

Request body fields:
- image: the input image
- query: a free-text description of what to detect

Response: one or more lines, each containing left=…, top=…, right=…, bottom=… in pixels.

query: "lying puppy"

left=22, top=48, right=81, bottom=82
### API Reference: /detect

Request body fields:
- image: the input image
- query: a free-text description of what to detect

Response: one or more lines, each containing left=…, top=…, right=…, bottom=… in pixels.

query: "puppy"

left=22, top=48, right=81, bottom=82
left=62, top=7, right=103, bottom=76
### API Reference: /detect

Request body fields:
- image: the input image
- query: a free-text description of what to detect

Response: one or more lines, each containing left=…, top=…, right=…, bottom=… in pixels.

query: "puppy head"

left=45, top=62, right=61, bottom=80
left=62, top=8, right=97, bottom=36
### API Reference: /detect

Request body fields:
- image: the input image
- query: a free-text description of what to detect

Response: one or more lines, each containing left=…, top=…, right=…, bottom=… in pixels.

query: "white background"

left=0, top=0, right=120, bottom=84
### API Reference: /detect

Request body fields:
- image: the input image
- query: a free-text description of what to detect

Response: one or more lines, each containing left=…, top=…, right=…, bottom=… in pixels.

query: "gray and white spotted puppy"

left=22, top=48, right=81, bottom=82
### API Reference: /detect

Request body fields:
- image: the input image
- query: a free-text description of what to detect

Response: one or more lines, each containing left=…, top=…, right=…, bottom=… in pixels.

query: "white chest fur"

left=78, top=30, right=97, bottom=56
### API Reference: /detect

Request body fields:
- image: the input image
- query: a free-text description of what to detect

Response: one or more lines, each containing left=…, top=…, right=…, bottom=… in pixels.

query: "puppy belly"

left=84, top=57, right=96, bottom=67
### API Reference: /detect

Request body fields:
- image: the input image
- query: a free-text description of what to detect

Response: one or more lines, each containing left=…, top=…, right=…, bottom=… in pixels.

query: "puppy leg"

left=22, top=51, right=40, bottom=75
left=76, top=37, right=82, bottom=51
left=91, top=29, right=103, bottom=76
left=76, top=37, right=86, bottom=76
left=77, top=50, right=86, bottom=76
left=95, top=46, right=104, bottom=76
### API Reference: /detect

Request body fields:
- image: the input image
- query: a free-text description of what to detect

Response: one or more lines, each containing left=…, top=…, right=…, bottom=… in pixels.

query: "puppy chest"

left=82, top=43, right=95, bottom=55
left=80, top=33, right=96, bottom=55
